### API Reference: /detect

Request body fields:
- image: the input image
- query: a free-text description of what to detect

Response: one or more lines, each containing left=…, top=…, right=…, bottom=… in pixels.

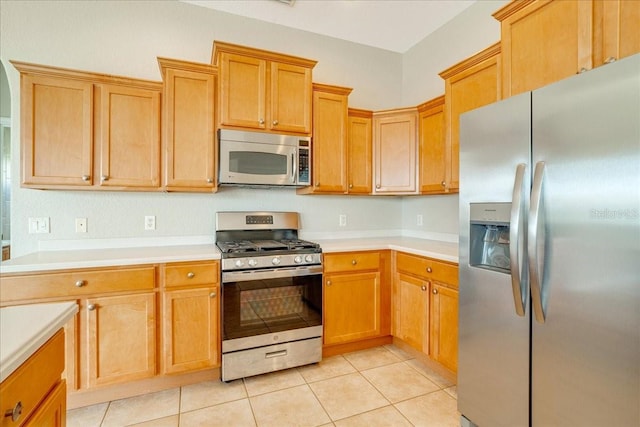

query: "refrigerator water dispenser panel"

left=469, top=203, right=512, bottom=273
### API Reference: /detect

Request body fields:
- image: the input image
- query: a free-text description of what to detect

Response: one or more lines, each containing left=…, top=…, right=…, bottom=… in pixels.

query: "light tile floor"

left=67, top=345, right=460, bottom=427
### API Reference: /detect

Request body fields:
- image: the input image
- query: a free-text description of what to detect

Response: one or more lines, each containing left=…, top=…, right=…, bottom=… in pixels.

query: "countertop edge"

left=0, top=302, right=79, bottom=382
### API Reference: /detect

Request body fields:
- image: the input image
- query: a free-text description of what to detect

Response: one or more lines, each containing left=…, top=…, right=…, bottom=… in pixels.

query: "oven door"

left=219, top=140, right=299, bottom=186
left=221, top=265, right=323, bottom=352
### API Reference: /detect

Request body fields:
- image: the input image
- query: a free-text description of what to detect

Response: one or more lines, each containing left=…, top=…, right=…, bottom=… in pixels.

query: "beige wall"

left=0, top=0, right=507, bottom=257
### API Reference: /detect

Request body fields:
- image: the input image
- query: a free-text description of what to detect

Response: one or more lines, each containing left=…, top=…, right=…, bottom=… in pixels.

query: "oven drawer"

left=164, top=261, right=220, bottom=288
left=222, top=337, right=322, bottom=382
left=323, top=252, right=380, bottom=273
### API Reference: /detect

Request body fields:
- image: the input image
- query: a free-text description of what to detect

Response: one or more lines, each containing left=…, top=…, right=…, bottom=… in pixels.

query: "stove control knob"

left=272, top=257, right=281, bottom=265
left=294, top=256, right=303, bottom=264
left=304, top=255, right=314, bottom=263
left=234, top=259, right=245, bottom=268
left=248, top=259, right=258, bottom=267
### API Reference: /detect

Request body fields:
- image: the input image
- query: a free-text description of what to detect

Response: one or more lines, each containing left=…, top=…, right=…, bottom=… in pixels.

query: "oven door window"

left=223, top=275, right=322, bottom=340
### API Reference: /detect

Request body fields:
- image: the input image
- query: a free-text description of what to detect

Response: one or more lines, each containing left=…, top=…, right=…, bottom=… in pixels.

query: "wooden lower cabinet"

left=323, top=251, right=391, bottom=351
left=393, top=252, right=459, bottom=373
left=430, top=283, right=458, bottom=372
left=162, top=287, right=219, bottom=374
left=24, top=380, right=66, bottom=427
left=84, top=293, right=156, bottom=387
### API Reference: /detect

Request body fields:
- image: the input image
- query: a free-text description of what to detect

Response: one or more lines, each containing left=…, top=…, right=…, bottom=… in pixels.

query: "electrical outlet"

left=28, top=217, right=50, bottom=234
left=145, top=215, right=156, bottom=230
left=417, top=214, right=423, bottom=226
left=339, top=214, right=347, bottom=227
left=75, top=218, right=87, bottom=233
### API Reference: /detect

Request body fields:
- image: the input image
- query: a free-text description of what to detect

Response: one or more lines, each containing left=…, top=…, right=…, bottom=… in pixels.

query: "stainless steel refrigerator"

left=458, top=53, right=640, bottom=427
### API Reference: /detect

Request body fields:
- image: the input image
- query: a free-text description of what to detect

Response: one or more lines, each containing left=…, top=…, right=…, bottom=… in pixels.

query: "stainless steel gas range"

left=216, top=211, right=323, bottom=382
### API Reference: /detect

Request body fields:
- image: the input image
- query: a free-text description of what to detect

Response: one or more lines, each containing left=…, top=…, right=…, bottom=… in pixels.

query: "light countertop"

left=0, top=236, right=458, bottom=275
left=0, top=301, right=78, bottom=382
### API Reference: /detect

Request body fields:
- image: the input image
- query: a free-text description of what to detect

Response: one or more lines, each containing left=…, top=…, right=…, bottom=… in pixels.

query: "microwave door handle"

left=291, top=151, right=296, bottom=184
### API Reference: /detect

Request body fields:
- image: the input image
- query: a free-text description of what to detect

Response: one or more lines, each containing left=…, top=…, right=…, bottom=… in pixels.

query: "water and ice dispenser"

left=469, top=203, right=512, bottom=273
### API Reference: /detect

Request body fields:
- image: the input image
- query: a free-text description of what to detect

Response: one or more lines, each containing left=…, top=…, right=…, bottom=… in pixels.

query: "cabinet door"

left=21, top=74, right=93, bottom=187
left=24, top=380, right=66, bottom=427
left=418, top=97, right=447, bottom=194
left=97, top=84, right=160, bottom=188
left=430, top=283, right=458, bottom=372
left=311, top=90, right=348, bottom=193
left=162, top=287, right=219, bottom=374
left=219, top=53, right=266, bottom=129
left=599, top=0, right=640, bottom=65
left=347, top=112, right=372, bottom=194
left=85, top=293, right=156, bottom=387
left=441, top=43, right=500, bottom=192
left=395, top=273, right=429, bottom=353
left=324, top=272, right=381, bottom=345
left=163, top=67, right=216, bottom=191
left=270, top=62, right=312, bottom=134
left=496, top=0, right=594, bottom=98
left=373, top=110, right=418, bottom=194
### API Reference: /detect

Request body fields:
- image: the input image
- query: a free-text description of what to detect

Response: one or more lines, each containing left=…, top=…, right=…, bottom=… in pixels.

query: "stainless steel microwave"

left=218, top=129, right=311, bottom=187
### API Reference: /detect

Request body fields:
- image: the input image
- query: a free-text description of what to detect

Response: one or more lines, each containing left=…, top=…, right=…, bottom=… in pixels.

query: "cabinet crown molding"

left=312, top=82, right=353, bottom=96
left=492, top=0, right=538, bottom=21
left=211, top=40, right=317, bottom=68
left=348, top=108, right=373, bottom=118
left=417, top=95, right=445, bottom=113
left=373, top=106, right=418, bottom=118
left=438, top=42, right=501, bottom=80
left=157, top=57, right=217, bottom=76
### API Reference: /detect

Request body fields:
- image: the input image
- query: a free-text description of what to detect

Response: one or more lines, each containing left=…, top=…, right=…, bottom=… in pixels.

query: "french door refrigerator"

left=458, top=53, right=639, bottom=427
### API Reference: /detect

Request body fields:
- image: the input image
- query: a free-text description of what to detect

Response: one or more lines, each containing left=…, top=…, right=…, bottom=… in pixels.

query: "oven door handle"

left=222, top=265, right=323, bottom=283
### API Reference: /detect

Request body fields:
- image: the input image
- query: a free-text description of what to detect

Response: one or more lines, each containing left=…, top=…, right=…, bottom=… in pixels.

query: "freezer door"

left=531, top=53, right=640, bottom=426
left=458, top=92, right=531, bottom=427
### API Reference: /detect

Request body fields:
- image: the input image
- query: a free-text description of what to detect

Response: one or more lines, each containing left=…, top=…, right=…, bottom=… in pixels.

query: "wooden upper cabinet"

left=439, top=43, right=501, bottom=193
left=96, top=84, right=161, bottom=189
left=417, top=96, right=447, bottom=194
left=17, top=71, right=93, bottom=187
left=373, top=108, right=418, bottom=194
left=347, top=109, right=373, bottom=194
left=494, top=0, right=593, bottom=98
left=13, top=61, right=162, bottom=191
left=159, top=58, right=217, bottom=192
left=299, top=84, right=351, bottom=194
left=596, top=0, right=640, bottom=66
left=213, top=41, right=316, bottom=135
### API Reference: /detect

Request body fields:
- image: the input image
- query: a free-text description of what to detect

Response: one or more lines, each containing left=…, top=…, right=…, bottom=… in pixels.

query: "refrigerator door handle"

left=509, top=163, right=527, bottom=316
left=529, top=161, right=547, bottom=323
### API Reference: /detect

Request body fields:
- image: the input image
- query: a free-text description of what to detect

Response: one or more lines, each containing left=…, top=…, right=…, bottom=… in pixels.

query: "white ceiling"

left=180, top=0, right=477, bottom=53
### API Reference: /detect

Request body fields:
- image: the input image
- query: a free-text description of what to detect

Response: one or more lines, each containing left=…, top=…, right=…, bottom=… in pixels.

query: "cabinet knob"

left=101, top=175, right=109, bottom=181
left=210, top=291, right=217, bottom=298
left=87, top=304, right=96, bottom=311
left=441, top=181, right=446, bottom=187
left=578, top=67, right=589, bottom=74
left=421, top=285, right=427, bottom=291
left=604, top=56, right=617, bottom=64
left=4, top=401, right=23, bottom=422
left=351, top=259, right=357, bottom=265
left=187, top=272, right=195, bottom=279
left=426, top=267, right=432, bottom=273
left=75, top=280, right=86, bottom=287
left=315, top=182, right=320, bottom=187
left=259, top=118, right=265, bottom=125
left=207, top=178, right=213, bottom=184
left=272, top=120, right=278, bottom=126
left=433, top=288, right=438, bottom=294
left=326, top=280, right=332, bottom=286
left=82, top=175, right=91, bottom=182
left=349, top=183, right=353, bottom=189
left=376, top=184, right=381, bottom=189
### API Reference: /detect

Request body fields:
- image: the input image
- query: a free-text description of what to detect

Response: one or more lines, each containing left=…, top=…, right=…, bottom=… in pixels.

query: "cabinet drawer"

left=396, top=252, right=458, bottom=286
left=0, top=267, right=156, bottom=303
left=163, top=261, right=219, bottom=288
left=0, top=330, right=64, bottom=427
left=324, top=252, right=380, bottom=273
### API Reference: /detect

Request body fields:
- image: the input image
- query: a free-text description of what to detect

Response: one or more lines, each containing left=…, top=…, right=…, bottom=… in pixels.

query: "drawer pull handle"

left=426, top=267, right=432, bottom=273
left=351, top=259, right=357, bottom=265
left=210, top=292, right=217, bottom=298
left=87, top=304, right=96, bottom=311
left=4, top=401, right=22, bottom=422
left=265, top=349, right=287, bottom=359
left=75, top=280, right=86, bottom=287
left=187, top=272, right=195, bottom=279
